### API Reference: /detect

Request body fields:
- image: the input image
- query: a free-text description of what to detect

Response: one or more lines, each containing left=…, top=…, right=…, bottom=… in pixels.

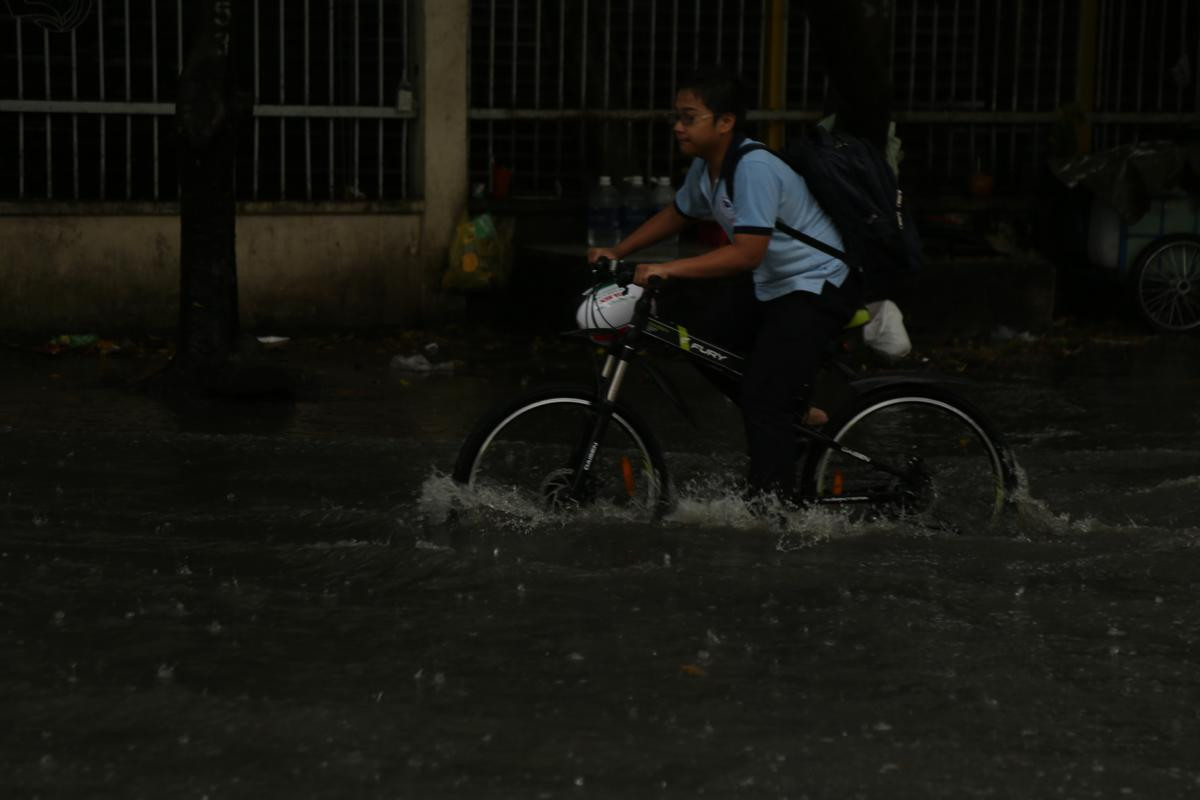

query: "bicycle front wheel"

left=800, top=385, right=1017, bottom=532
left=453, top=386, right=670, bottom=520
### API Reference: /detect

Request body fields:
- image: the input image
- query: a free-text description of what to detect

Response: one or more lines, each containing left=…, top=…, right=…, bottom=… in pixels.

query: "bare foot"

left=803, top=406, right=829, bottom=426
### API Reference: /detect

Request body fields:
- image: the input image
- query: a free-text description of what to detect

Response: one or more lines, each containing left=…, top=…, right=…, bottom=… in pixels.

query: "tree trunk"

left=174, top=0, right=239, bottom=381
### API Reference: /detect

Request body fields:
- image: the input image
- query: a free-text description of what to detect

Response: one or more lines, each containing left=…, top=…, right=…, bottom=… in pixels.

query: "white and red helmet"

left=575, top=282, right=644, bottom=334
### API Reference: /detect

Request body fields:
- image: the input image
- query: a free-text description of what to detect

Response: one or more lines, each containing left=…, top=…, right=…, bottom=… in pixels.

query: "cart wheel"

left=1130, top=234, right=1200, bottom=333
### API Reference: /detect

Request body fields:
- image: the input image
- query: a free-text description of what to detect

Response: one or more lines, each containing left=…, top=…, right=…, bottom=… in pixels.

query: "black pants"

left=658, top=271, right=862, bottom=499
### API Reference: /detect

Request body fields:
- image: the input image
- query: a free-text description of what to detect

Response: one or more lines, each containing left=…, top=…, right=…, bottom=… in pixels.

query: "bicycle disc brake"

left=539, top=468, right=595, bottom=511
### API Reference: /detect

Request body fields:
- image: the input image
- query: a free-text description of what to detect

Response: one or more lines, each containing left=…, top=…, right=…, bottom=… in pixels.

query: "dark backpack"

left=723, top=128, right=922, bottom=300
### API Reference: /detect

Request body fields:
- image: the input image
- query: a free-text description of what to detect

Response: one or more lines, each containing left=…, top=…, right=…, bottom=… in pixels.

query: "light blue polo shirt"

left=674, top=138, right=849, bottom=301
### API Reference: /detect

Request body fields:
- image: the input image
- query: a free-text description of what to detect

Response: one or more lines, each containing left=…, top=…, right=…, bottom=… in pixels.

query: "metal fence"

left=468, top=0, right=1200, bottom=197
left=0, top=0, right=419, bottom=204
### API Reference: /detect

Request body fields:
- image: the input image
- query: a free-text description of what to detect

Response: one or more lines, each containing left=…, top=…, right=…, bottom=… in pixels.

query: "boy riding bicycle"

left=587, top=67, right=862, bottom=505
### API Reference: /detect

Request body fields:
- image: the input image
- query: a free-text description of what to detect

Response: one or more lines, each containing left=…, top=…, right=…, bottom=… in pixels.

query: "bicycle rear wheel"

left=453, top=386, right=670, bottom=520
left=800, top=385, right=1017, bottom=532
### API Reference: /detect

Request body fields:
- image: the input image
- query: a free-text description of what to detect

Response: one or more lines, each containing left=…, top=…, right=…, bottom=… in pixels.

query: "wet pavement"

left=3, top=323, right=1200, bottom=798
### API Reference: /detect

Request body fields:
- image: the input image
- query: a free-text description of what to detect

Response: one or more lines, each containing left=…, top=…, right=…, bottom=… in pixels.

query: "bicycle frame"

left=567, top=269, right=923, bottom=507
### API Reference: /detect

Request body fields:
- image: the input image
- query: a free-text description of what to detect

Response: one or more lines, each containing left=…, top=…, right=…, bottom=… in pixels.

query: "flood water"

left=3, top=331, right=1200, bottom=798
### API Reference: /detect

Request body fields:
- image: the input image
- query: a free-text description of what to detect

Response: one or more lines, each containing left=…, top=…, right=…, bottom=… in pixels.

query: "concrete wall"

left=0, top=0, right=468, bottom=333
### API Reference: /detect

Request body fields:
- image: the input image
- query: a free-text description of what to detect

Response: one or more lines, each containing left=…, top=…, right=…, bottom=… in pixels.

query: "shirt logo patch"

left=718, top=194, right=736, bottom=224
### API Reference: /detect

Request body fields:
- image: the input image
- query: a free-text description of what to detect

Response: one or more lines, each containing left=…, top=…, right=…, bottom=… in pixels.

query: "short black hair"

left=676, top=67, right=749, bottom=132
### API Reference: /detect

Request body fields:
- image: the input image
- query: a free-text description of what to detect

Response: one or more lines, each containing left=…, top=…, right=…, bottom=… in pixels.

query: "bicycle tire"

left=1129, top=234, right=1200, bottom=334
left=800, top=384, right=1018, bottom=531
left=453, top=385, right=671, bottom=520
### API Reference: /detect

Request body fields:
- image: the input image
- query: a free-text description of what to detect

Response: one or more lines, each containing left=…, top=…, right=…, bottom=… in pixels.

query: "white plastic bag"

left=863, top=299, right=912, bottom=359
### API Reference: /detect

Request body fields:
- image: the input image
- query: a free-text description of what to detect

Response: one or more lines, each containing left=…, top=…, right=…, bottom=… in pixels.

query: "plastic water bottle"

left=587, top=176, right=621, bottom=247
left=652, top=177, right=679, bottom=247
left=620, top=176, right=653, bottom=239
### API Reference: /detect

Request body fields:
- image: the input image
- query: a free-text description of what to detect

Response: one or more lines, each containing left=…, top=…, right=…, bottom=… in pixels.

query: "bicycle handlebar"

left=592, top=256, right=665, bottom=290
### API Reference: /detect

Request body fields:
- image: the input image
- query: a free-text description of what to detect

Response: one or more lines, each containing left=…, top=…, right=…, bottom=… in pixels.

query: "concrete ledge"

left=897, top=255, right=1058, bottom=338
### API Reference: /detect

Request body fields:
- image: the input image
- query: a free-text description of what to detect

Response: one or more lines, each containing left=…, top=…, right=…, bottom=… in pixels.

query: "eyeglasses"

left=666, top=111, right=714, bottom=127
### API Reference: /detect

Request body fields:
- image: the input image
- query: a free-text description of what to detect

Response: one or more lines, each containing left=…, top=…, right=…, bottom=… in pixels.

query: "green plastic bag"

left=443, top=212, right=513, bottom=292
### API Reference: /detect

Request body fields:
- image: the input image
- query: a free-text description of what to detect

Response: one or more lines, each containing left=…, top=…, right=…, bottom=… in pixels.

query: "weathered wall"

left=0, top=0, right=468, bottom=333
left=0, top=214, right=426, bottom=331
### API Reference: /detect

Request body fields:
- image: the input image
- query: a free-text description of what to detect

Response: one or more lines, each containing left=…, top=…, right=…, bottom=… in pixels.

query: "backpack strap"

left=722, top=139, right=852, bottom=265
left=773, top=218, right=849, bottom=263
left=720, top=139, right=768, bottom=205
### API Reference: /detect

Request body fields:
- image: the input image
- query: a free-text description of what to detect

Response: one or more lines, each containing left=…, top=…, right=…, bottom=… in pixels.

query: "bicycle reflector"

left=621, top=456, right=636, bottom=497
left=832, top=469, right=845, bottom=497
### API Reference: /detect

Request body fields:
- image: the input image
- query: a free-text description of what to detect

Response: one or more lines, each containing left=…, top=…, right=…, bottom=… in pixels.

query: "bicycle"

left=453, top=258, right=1019, bottom=531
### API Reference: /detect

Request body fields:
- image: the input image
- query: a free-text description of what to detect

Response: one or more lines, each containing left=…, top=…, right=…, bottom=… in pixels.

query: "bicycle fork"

left=565, top=288, right=653, bottom=504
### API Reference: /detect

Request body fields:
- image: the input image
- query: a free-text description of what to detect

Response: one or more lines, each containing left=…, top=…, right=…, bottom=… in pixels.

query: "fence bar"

left=647, top=0, right=657, bottom=179
left=603, top=0, right=611, bottom=108
left=177, top=0, right=182, bottom=196
left=534, top=0, right=542, bottom=189
left=308, top=0, right=314, bottom=201
left=329, top=0, right=335, bottom=199
left=1156, top=2, right=1168, bottom=109
left=1195, top=3, right=1200, bottom=113
left=603, top=0, right=612, bottom=150
left=556, top=0, right=564, bottom=191
left=693, top=0, right=701, bottom=68
left=1095, top=0, right=1107, bottom=112
left=929, top=1, right=939, bottom=170
left=670, top=0, right=679, bottom=171
left=98, top=0, right=105, bottom=200
left=15, top=19, right=23, bottom=198
left=402, top=0, right=410, bottom=197
left=490, top=0, right=497, bottom=190
left=44, top=29, right=53, bottom=199
left=716, top=0, right=724, bottom=63
left=930, top=1, right=940, bottom=109
left=353, top=0, right=360, bottom=196
left=887, top=0, right=896, bottom=83
left=1114, top=0, right=1126, bottom=112
left=990, top=1, right=1001, bottom=171
left=254, top=0, right=260, bottom=198
left=906, top=1, right=917, bottom=109
left=1011, top=0, right=1022, bottom=112
left=947, top=0, right=960, bottom=176
left=801, top=17, right=810, bottom=108
left=150, top=2, right=158, bottom=199
left=737, top=0, right=745, bottom=74
left=1031, top=0, right=1044, bottom=169
left=1010, top=1, right=1023, bottom=183
left=1033, top=0, right=1044, bottom=110
left=990, top=0, right=1001, bottom=112
left=626, top=0, right=634, bottom=158
left=512, top=0, right=519, bottom=170
left=1135, top=0, right=1146, bottom=113
left=124, top=0, right=131, bottom=198
left=1054, top=0, right=1064, bottom=104
left=969, top=0, right=981, bottom=172
left=466, top=108, right=1085, bottom=123
left=377, top=0, right=385, bottom=199
left=579, top=0, right=587, bottom=109
left=949, top=0, right=959, bottom=103
left=71, top=28, right=79, bottom=199
left=12, top=102, right=1124, bottom=125
left=969, top=0, right=980, bottom=106
left=281, top=0, right=288, bottom=198
left=1180, top=0, right=1190, bottom=112
left=580, top=0, right=589, bottom=178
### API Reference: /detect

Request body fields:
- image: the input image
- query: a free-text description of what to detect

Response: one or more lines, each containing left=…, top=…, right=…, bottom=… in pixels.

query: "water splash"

left=421, top=469, right=887, bottom=545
